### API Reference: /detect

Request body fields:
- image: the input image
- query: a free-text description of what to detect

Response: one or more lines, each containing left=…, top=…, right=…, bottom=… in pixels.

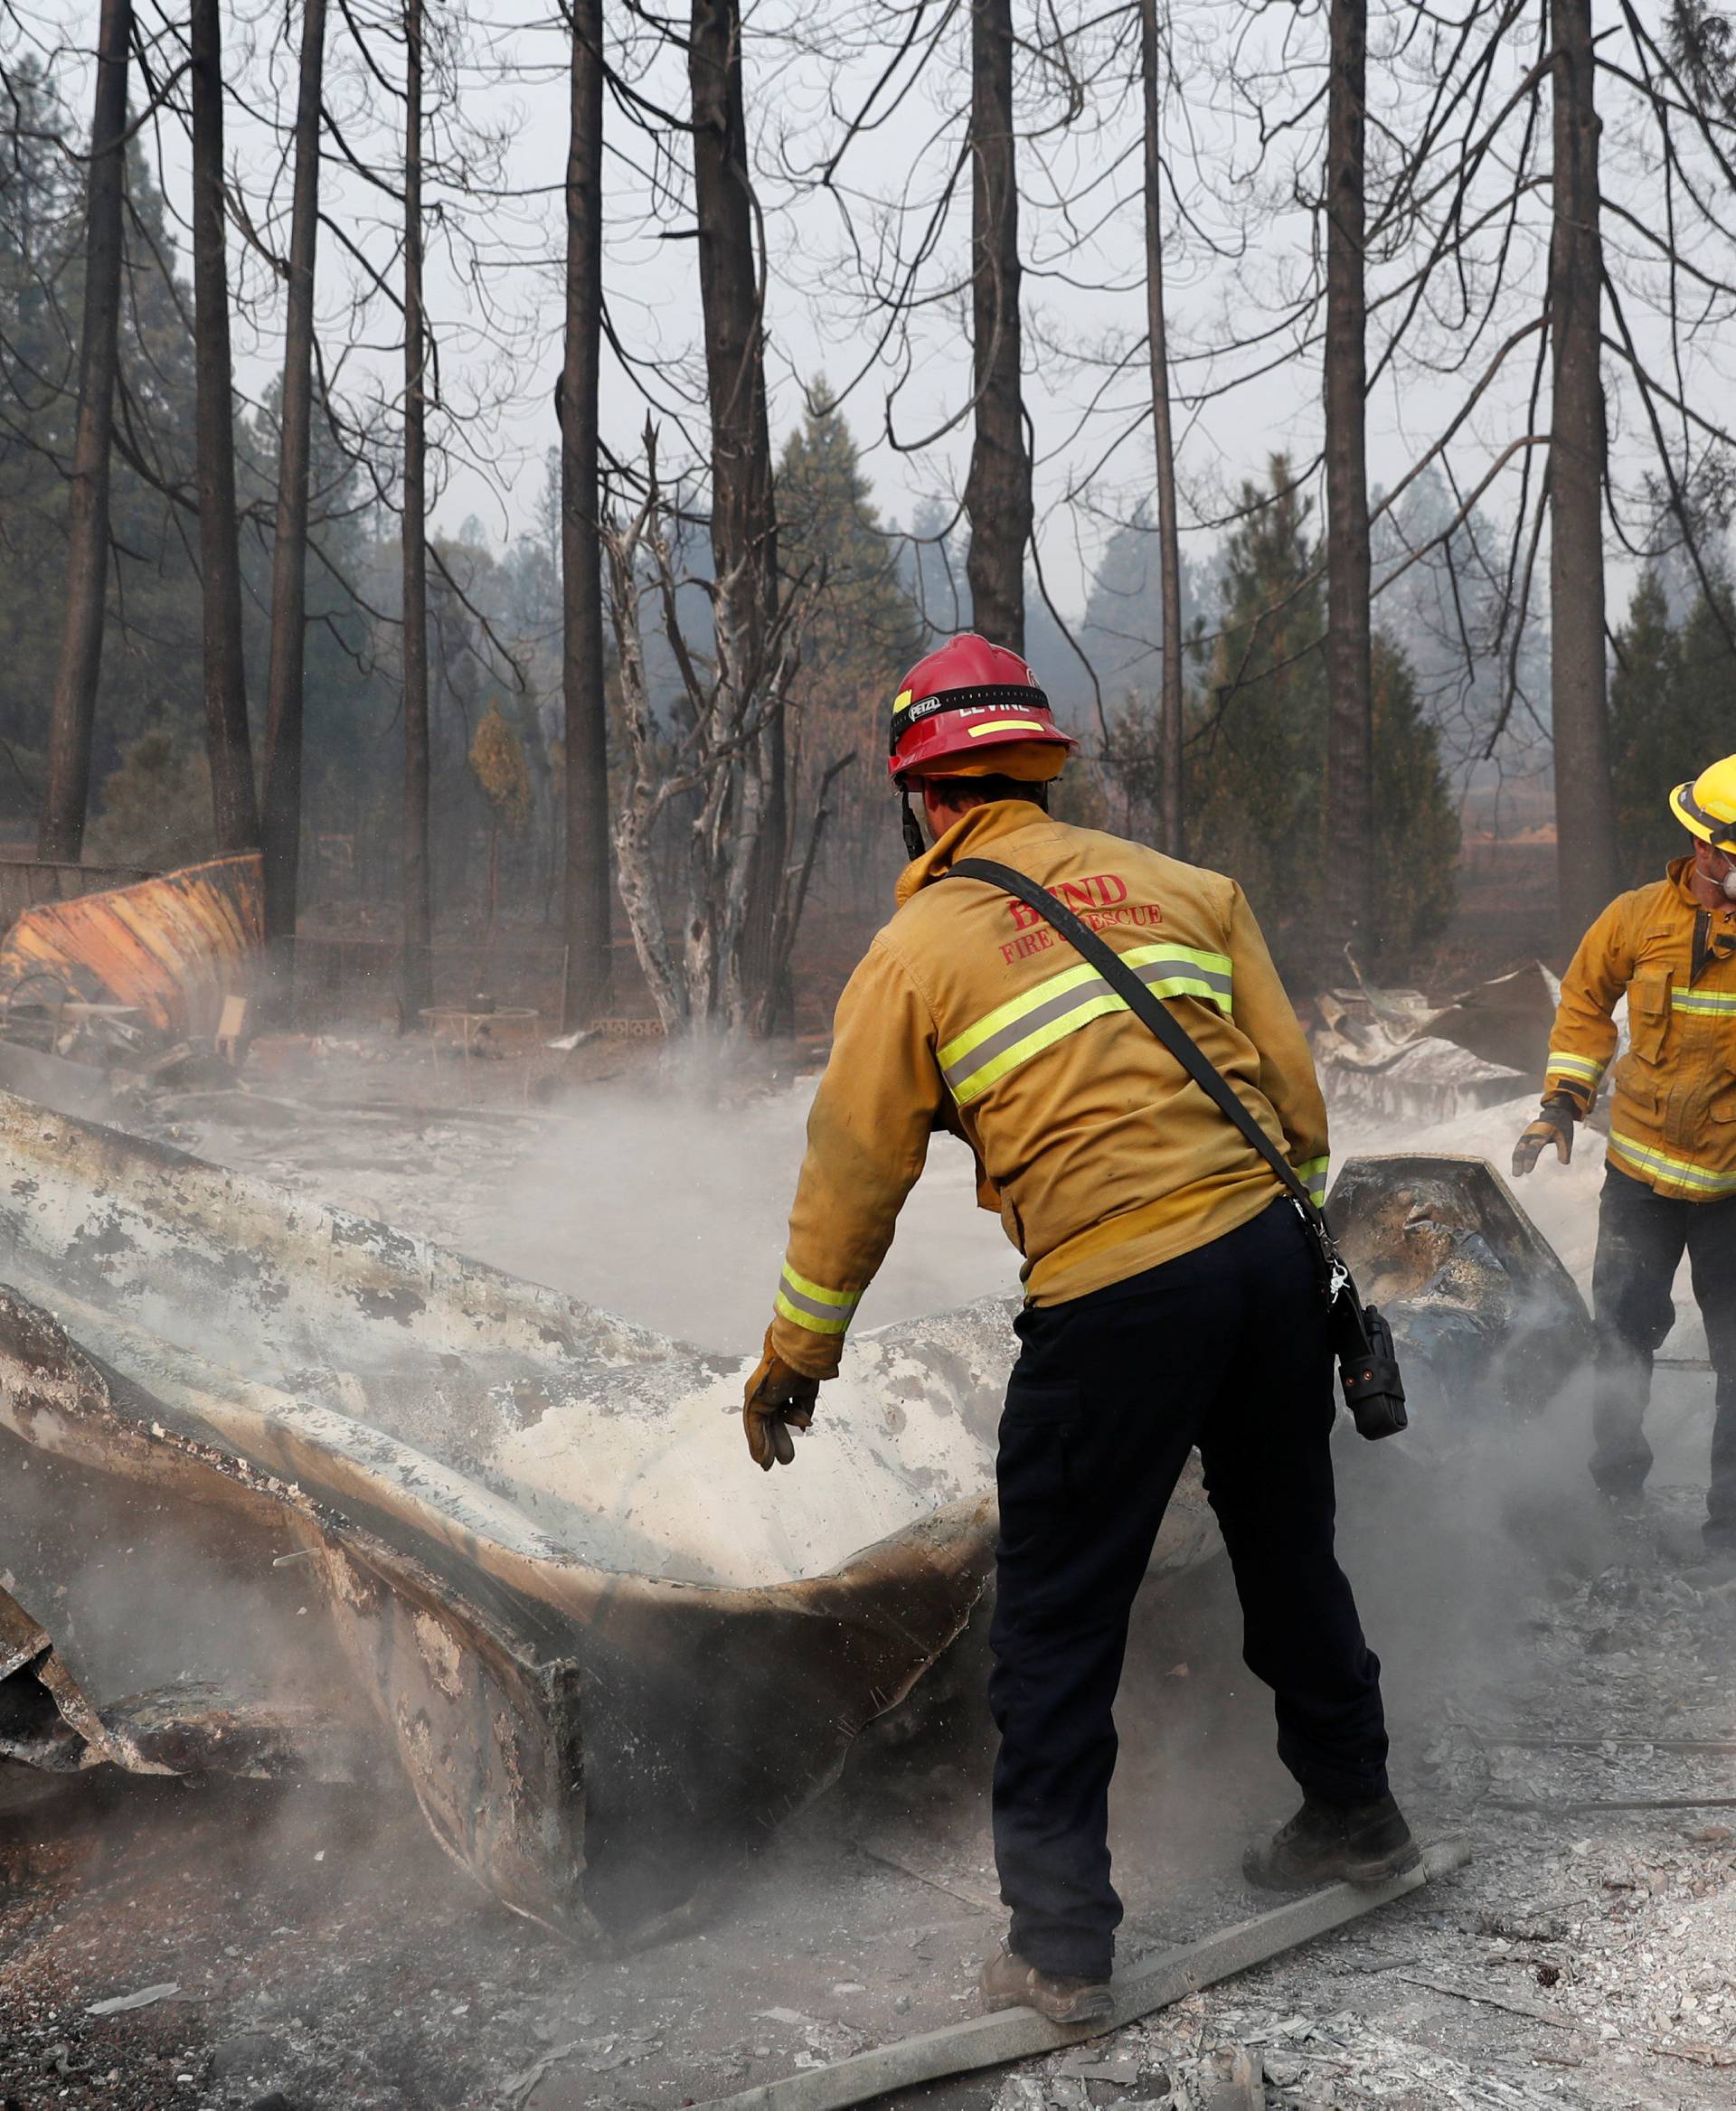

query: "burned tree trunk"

left=1140, top=0, right=1184, bottom=860
left=259, top=0, right=326, bottom=1002
left=603, top=435, right=820, bottom=1043
left=603, top=480, right=690, bottom=1041
left=190, top=0, right=259, bottom=853
left=559, top=0, right=611, bottom=1030
left=1323, top=0, right=1373, bottom=966
left=401, top=0, right=434, bottom=1023
left=37, top=0, right=132, bottom=862
left=688, top=0, right=784, bottom=1034
left=1548, top=0, right=1618, bottom=945
left=962, top=0, right=1029, bottom=653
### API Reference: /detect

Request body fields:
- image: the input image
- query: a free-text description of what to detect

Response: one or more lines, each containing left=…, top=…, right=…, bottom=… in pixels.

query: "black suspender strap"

left=949, top=857, right=1316, bottom=1213
left=947, top=854, right=1408, bottom=1438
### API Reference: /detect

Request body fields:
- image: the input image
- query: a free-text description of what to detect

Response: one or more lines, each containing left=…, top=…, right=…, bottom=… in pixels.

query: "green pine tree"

left=777, top=383, right=927, bottom=877
left=1181, top=456, right=1458, bottom=980
left=1609, top=565, right=1736, bottom=887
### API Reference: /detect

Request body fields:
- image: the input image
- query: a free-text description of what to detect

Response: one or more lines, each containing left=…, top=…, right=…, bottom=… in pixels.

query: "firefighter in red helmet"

left=741, top=634, right=1412, bottom=2023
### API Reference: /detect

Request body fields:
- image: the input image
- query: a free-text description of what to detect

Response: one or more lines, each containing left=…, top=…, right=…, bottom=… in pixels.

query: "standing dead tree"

left=1548, top=0, right=1618, bottom=944
left=1139, top=0, right=1184, bottom=857
left=259, top=0, right=327, bottom=1003
left=1324, top=0, right=1373, bottom=957
left=688, top=0, right=788, bottom=1035
left=963, top=0, right=1029, bottom=651
left=558, top=0, right=612, bottom=1029
left=37, top=0, right=132, bottom=862
left=401, top=0, right=433, bottom=1023
left=189, top=0, right=259, bottom=853
left=603, top=429, right=841, bottom=1041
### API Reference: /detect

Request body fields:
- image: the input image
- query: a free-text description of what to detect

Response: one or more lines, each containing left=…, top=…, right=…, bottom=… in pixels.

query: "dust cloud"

left=462, top=1065, right=1015, bottom=1349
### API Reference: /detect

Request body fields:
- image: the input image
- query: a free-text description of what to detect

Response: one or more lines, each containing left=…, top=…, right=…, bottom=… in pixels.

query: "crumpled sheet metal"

left=0, top=1087, right=1045, bottom=1937
left=0, top=851, right=261, bottom=1039
left=0, top=1574, right=129, bottom=1773
left=0, top=1575, right=363, bottom=1784
left=1314, top=964, right=1561, bottom=1125
left=1328, top=1152, right=1594, bottom=1428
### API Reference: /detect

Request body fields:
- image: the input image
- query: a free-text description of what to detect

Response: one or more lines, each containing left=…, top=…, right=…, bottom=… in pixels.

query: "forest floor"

left=5, top=949, right=1735, bottom=2110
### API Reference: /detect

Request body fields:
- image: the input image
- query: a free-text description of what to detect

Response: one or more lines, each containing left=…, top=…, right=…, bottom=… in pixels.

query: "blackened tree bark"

left=190, top=0, right=259, bottom=853
left=688, top=0, right=784, bottom=1033
left=401, top=0, right=434, bottom=1021
left=37, top=0, right=131, bottom=862
left=962, top=0, right=1029, bottom=653
left=259, top=0, right=326, bottom=1000
left=560, top=0, right=610, bottom=1029
left=1140, top=0, right=1184, bottom=859
left=1549, top=0, right=1618, bottom=945
left=1324, top=0, right=1373, bottom=965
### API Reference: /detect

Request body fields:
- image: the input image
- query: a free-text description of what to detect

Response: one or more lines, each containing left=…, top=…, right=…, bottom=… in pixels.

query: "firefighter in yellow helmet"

left=740, top=635, right=1414, bottom=2028
left=1514, top=756, right=1736, bottom=1576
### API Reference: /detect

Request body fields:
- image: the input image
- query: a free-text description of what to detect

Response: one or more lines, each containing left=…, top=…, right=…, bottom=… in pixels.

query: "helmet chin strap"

left=901, top=789, right=927, bottom=862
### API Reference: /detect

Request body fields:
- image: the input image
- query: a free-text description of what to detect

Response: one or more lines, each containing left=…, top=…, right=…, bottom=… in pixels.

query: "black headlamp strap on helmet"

left=888, top=683, right=1052, bottom=754
left=1681, top=782, right=1736, bottom=855
left=901, top=789, right=926, bottom=862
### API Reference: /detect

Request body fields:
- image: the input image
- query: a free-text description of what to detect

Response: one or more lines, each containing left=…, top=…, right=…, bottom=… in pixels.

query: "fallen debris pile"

left=1315, top=963, right=1564, bottom=1125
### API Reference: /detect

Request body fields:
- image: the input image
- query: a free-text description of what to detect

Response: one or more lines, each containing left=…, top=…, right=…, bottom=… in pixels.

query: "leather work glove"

left=1512, top=1094, right=1579, bottom=1177
left=742, top=1349, right=821, bottom=1471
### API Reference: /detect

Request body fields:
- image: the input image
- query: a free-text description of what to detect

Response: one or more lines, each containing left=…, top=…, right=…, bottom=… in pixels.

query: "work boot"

left=1595, top=1481, right=1649, bottom=1523
left=1656, top=1513, right=1711, bottom=1562
left=1242, top=1792, right=1420, bottom=1891
left=1684, top=1546, right=1736, bottom=1591
left=979, top=1940, right=1113, bottom=2027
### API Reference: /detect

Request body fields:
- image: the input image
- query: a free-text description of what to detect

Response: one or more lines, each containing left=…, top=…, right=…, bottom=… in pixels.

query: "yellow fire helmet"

left=1669, top=755, right=1736, bottom=855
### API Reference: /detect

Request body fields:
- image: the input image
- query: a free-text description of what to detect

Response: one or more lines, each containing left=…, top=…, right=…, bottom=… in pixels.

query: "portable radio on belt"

left=948, top=858, right=1408, bottom=1441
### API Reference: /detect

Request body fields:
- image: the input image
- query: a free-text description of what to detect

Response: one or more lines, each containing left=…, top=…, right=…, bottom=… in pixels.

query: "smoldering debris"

left=1330, top=1152, right=1594, bottom=1433
left=2, top=1047, right=1729, bottom=2107
left=1, top=1576, right=370, bottom=1787
left=0, top=1050, right=1601, bottom=1962
left=1313, top=961, right=1561, bottom=1125
left=0, top=1085, right=1023, bottom=1938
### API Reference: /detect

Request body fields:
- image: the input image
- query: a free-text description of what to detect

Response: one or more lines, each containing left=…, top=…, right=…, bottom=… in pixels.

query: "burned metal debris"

left=0, top=1087, right=1009, bottom=1938
left=0, top=1087, right=1586, bottom=1942
left=1315, top=963, right=1561, bottom=1125
left=0, top=1577, right=365, bottom=1786
left=1329, top=1152, right=1594, bottom=1429
left=0, top=851, right=261, bottom=1041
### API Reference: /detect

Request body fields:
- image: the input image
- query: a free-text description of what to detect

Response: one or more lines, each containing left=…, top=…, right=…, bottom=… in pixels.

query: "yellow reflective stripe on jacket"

left=1608, top=1129, right=1736, bottom=1197
left=1295, top=1154, right=1329, bottom=1207
left=939, top=941, right=1232, bottom=1107
left=774, top=1264, right=863, bottom=1336
left=1546, top=1049, right=1607, bottom=1086
left=1671, top=986, right=1736, bottom=1016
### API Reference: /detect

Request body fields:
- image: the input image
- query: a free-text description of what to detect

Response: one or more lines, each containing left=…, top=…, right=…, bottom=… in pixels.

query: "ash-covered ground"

left=3, top=1032, right=1732, bottom=2109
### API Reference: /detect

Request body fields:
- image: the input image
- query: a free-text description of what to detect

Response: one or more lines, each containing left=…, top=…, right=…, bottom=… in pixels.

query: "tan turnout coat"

left=1544, top=857, right=1736, bottom=1201
left=766, top=801, right=1330, bottom=1379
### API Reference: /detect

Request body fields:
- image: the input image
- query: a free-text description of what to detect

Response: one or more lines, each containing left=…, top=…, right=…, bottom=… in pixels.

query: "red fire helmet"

left=887, top=633, right=1077, bottom=785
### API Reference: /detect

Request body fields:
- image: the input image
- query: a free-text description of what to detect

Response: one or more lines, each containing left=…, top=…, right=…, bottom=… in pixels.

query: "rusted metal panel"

left=0, top=851, right=261, bottom=1038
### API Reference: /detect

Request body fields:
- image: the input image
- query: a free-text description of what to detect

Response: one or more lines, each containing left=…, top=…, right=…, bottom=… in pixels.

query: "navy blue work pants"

left=1590, top=1164, right=1736, bottom=1549
left=987, top=1197, right=1391, bottom=1980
